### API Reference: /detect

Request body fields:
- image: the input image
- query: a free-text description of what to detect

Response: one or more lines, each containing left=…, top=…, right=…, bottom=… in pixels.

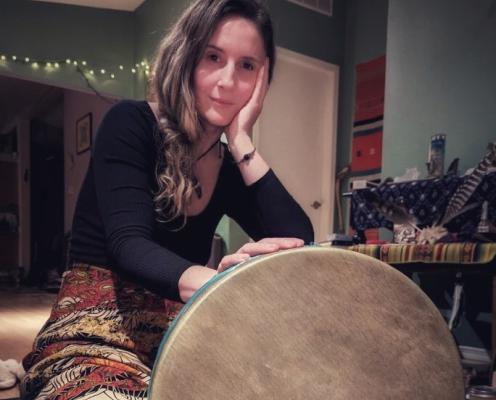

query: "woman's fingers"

left=217, top=237, right=305, bottom=274
left=217, top=253, right=250, bottom=273
left=225, top=58, right=269, bottom=138
left=258, top=237, right=304, bottom=249
left=236, top=237, right=304, bottom=256
left=235, top=241, right=279, bottom=256
left=249, top=57, right=269, bottom=113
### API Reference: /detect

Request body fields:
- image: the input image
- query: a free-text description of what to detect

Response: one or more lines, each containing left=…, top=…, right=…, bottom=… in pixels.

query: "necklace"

left=192, top=138, right=222, bottom=198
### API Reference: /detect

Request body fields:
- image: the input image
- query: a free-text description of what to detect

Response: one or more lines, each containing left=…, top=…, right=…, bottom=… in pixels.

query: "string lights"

left=0, top=51, right=152, bottom=101
left=0, top=51, right=151, bottom=79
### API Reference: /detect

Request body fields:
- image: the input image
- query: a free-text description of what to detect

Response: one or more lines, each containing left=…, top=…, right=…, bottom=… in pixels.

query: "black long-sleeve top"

left=70, top=100, right=314, bottom=301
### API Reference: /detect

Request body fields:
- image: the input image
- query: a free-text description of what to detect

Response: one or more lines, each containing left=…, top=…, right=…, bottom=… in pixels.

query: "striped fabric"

left=347, top=242, right=496, bottom=265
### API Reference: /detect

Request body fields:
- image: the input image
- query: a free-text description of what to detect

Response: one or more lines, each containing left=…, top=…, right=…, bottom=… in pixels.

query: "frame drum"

left=150, top=247, right=464, bottom=399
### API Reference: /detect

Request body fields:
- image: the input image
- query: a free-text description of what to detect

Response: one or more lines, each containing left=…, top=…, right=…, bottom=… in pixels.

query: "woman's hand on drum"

left=217, top=237, right=304, bottom=273
left=178, top=265, right=217, bottom=303
left=179, top=238, right=303, bottom=302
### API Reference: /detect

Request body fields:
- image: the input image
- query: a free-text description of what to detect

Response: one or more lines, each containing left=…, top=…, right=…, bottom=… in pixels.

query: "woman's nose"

left=217, top=63, right=235, bottom=89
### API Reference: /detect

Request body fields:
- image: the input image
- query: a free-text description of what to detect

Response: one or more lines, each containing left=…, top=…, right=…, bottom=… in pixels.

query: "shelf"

left=0, top=230, right=18, bottom=236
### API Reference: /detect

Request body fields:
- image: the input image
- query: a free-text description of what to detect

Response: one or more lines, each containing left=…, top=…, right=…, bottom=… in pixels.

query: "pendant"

left=195, top=185, right=202, bottom=198
left=192, top=176, right=202, bottom=198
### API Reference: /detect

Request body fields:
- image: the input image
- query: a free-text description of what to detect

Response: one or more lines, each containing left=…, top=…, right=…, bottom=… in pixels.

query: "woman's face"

left=193, top=15, right=266, bottom=133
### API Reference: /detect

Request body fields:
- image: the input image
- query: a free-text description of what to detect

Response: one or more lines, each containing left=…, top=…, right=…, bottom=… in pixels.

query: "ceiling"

left=32, top=0, right=146, bottom=12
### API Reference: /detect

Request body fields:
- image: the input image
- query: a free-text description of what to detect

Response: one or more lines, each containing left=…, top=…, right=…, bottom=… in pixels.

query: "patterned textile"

left=21, top=264, right=183, bottom=400
left=350, top=172, right=496, bottom=240
left=351, top=55, right=385, bottom=176
left=348, top=242, right=496, bottom=265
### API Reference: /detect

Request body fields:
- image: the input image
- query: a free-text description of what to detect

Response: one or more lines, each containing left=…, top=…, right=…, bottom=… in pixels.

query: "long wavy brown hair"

left=147, top=0, right=275, bottom=223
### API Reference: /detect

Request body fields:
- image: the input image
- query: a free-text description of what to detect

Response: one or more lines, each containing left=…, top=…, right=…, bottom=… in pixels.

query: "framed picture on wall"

left=76, top=113, right=92, bottom=154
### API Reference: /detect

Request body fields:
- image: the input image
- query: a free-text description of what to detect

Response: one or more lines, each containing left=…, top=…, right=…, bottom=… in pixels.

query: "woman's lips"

left=211, top=97, right=233, bottom=106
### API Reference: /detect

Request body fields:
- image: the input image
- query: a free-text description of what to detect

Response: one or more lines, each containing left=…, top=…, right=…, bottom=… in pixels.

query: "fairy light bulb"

left=25, top=57, right=30, bottom=63
left=131, top=68, right=136, bottom=74
left=90, top=69, right=94, bottom=75
left=73, top=60, right=78, bottom=66
left=119, top=65, right=124, bottom=70
left=12, top=55, right=17, bottom=61
left=82, top=61, right=87, bottom=66
left=66, top=59, right=71, bottom=64
left=110, top=73, right=115, bottom=79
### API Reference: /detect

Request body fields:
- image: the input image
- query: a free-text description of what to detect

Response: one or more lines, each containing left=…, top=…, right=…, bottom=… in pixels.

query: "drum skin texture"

left=149, top=247, right=464, bottom=399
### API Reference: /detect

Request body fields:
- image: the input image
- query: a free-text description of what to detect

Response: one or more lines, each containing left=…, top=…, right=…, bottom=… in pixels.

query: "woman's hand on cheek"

left=216, top=237, right=304, bottom=273
left=225, top=58, right=269, bottom=143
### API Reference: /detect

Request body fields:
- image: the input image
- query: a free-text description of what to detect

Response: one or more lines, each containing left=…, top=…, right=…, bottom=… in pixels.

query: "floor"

left=0, top=284, right=56, bottom=399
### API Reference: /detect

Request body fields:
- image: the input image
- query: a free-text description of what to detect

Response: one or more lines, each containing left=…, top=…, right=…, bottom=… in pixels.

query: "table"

left=349, top=172, right=496, bottom=242
left=346, top=242, right=496, bottom=357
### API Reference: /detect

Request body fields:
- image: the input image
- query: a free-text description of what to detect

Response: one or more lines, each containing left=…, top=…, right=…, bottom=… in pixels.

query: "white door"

left=253, top=47, right=338, bottom=242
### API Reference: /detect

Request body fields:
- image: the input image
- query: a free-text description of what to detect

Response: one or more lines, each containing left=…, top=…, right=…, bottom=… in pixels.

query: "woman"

left=21, top=0, right=313, bottom=399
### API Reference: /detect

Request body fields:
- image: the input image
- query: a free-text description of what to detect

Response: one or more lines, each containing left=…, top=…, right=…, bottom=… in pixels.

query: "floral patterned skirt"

left=21, top=264, right=183, bottom=400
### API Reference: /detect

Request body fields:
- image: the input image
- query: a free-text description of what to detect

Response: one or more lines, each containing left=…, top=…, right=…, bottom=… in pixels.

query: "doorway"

left=29, top=119, right=64, bottom=287
left=254, top=47, right=339, bottom=242
left=0, top=74, right=65, bottom=286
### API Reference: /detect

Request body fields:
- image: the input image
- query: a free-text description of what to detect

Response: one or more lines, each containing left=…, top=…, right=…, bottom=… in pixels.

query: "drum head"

left=150, top=247, right=463, bottom=399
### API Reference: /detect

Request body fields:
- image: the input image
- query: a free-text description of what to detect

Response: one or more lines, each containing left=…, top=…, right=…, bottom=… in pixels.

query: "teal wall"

left=339, top=0, right=495, bottom=350
left=266, top=0, right=345, bottom=64
left=383, top=0, right=496, bottom=350
left=383, top=0, right=496, bottom=178
left=335, top=0, right=389, bottom=233
left=337, top=0, right=388, bottom=172
left=134, top=0, right=187, bottom=97
left=0, top=0, right=135, bottom=98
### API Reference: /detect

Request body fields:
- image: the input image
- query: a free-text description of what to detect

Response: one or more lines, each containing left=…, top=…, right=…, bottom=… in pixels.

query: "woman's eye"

left=207, top=53, right=220, bottom=62
left=241, top=61, right=254, bottom=71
